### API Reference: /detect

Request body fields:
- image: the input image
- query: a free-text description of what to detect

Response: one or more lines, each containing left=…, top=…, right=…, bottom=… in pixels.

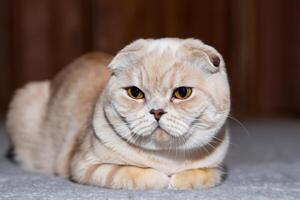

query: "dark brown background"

left=0, top=0, right=299, bottom=118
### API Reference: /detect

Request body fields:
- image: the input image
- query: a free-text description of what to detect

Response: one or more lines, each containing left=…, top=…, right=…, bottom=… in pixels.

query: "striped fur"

left=6, top=38, right=230, bottom=189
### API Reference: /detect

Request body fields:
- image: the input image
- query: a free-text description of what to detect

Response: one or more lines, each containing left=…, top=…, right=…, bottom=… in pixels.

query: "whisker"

left=206, top=141, right=217, bottom=151
left=227, top=115, right=250, bottom=136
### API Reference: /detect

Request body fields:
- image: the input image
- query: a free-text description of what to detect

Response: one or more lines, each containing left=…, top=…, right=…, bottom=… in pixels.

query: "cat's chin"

left=151, top=128, right=172, bottom=144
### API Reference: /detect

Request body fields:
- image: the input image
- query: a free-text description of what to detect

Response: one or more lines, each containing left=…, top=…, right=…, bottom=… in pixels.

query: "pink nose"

left=150, top=109, right=166, bottom=121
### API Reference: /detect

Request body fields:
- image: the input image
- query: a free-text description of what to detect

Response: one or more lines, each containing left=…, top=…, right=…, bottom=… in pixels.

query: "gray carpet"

left=0, top=120, right=300, bottom=200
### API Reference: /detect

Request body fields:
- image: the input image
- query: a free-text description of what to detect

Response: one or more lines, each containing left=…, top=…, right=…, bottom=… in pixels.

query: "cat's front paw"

left=168, top=168, right=222, bottom=190
left=114, top=167, right=170, bottom=190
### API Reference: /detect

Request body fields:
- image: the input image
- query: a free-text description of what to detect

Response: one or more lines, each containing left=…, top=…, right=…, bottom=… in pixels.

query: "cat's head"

left=99, top=38, right=230, bottom=151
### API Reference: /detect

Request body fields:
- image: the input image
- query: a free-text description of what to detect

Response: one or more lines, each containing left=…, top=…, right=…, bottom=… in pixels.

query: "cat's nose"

left=150, top=109, right=166, bottom=121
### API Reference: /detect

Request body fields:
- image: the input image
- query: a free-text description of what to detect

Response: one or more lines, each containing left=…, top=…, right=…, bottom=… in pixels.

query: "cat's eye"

left=126, top=86, right=144, bottom=99
left=173, top=87, right=192, bottom=100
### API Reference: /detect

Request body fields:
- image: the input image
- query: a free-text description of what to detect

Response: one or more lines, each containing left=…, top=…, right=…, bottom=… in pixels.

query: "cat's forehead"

left=121, top=39, right=202, bottom=79
left=122, top=53, right=204, bottom=91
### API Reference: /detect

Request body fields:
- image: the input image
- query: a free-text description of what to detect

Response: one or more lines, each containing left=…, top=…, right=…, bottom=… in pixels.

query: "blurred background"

left=0, top=0, right=299, bottom=119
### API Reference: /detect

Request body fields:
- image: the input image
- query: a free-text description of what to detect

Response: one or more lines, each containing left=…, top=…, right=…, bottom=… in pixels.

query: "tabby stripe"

left=104, top=165, right=122, bottom=187
left=85, top=163, right=102, bottom=182
left=83, top=164, right=124, bottom=188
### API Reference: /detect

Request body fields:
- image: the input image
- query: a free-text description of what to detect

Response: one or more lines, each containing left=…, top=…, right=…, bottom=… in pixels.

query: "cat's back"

left=49, top=52, right=112, bottom=120
left=52, top=52, right=111, bottom=96
left=7, top=52, right=112, bottom=174
left=47, top=52, right=112, bottom=134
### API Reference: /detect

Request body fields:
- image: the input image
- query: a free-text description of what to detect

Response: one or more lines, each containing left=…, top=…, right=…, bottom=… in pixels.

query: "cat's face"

left=101, top=38, right=230, bottom=151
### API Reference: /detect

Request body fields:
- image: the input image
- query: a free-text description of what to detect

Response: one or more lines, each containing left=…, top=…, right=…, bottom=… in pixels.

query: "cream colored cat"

left=6, top=38, right=230, bottom=190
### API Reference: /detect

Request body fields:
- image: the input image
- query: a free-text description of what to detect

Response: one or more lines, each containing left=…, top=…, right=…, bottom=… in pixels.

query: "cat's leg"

left=71, top=159, right=170, bottom=189
left=169, top=168, right=222, bottom=190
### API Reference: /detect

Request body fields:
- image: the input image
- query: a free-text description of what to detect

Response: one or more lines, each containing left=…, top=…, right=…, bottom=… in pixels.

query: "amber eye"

left=126, top=86, right=144, bottom=99
left=173, top=87, right=192, bottom=100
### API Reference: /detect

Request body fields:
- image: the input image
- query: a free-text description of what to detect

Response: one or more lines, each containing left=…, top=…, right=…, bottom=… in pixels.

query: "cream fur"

left=6, top=38, right=230, bottom=190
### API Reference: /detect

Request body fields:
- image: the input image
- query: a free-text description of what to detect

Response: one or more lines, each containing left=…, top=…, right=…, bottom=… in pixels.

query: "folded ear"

left=108, top=39, right=146, bottom=74
left=181, top=39, right=224, bottom=73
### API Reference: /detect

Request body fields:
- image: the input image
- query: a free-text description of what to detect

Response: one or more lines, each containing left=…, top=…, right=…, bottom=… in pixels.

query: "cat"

left=6, top=38, right=230, bottom=190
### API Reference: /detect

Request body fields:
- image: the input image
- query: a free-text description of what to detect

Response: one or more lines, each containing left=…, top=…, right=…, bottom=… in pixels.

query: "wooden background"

left=0, top=0, right=299, bottom=118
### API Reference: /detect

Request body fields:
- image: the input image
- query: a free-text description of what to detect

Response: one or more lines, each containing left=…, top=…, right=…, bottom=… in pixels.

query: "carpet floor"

left=0, top=120, right=299, bottom=200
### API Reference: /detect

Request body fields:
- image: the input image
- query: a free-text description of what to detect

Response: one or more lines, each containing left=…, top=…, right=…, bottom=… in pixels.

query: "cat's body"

left=7, top=38, right=230, bottom=189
